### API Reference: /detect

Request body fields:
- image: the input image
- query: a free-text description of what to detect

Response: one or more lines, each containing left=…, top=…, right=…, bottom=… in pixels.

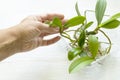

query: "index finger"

left=39, top=13, right=64, bottom=22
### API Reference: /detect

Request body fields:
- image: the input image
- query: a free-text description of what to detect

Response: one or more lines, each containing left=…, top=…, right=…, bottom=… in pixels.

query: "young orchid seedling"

left=46, top=0, right=120, bottom=73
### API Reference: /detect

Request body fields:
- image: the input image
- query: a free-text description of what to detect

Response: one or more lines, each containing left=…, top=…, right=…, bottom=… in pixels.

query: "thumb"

left=38, top=36, right=61, bottom=46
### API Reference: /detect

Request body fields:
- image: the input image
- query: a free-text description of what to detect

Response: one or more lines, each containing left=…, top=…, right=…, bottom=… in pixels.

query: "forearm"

left=0, top=26, right=20, bottom=61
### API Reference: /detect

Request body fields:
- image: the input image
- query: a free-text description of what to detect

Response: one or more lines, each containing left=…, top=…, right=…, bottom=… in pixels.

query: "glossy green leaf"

left=99, top=12, right=120, bottom=29
left=84, top=21, right=94, bottom=29
left=50, top=17, right=62, bottom=28
left=68, top=47, right=81, bottom=61
left=111, top=12, right=120, bottom=19
left=75, top=2, right=81, bottom=16
left=78, top=31, right=86, bottom=48
left=95, top=0, right=107, bottom=25
left=100, top=19, right=120, bottom=29
left=64, top=16, right=86, bottom=28
left=88, top=35, right=99, bottom=58
left=69, top=56, right=94, bottom=73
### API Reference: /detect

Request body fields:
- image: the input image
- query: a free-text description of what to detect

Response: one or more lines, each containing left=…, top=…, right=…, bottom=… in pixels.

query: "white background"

left=0, top=0, right=120, bottom=80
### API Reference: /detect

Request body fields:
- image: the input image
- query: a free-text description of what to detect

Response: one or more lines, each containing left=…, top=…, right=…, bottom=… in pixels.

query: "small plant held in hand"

left=46, top=0, right=120, bottom=73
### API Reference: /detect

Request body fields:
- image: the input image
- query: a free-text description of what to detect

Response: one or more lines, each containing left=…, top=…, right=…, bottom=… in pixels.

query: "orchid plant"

left=46, top=0, right=120, bottom=73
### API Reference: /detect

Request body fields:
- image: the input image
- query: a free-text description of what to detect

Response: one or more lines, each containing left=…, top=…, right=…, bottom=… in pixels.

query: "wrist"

left=0, top=26, right=21, bottom=61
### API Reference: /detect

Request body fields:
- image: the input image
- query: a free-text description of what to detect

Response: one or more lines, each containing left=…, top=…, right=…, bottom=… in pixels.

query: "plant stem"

left=65, top=30, right=76, bottom=32
left=86, top=26, right=100, bottom=35
left=74, top=27, right=81, bottom=40
left=86, top=31, right=97, bottom=35
left=60, top=32, right=73, bottom=42
left=98, top=29, right=112, bottom=53
left=84, top=10, right=95, bottom=24
left=84, top=10, right=95, bottom=17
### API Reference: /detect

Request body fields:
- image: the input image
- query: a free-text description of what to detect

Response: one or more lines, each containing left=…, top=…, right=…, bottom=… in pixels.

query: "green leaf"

left=84, top=21, right=94, bottom=29
left=95, top=0, right=107, bottom=25
left=99, top=12, right=120, bottom=29
left=64, top=16, right=86, bottom=28
left=111, top=12, right=120, bottom=19
left=68, top=47, right=81, bottom=61
left=75, top=2, right=81, bottom=16
left=100, top=19, right=120, bottom=29
left=69, top=56, right=94, bottom=73
left=78, top=30, right=86, bottom=48
left=50, top=17, right=62, bottom=28
left=88, top=35, right=99, bottom=58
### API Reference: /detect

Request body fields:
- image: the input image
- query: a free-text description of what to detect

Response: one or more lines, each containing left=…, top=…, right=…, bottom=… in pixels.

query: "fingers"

left=37, top=15, right=68, bottom=31
left=62, top=19, right=68, bottom=25
left=39, top=13, right=64, bottom=22
left=36, top=22, right=60, bottom=34
left=38, top=36, right=61, bottom=46
left=39, top=32, right=59, bottom=38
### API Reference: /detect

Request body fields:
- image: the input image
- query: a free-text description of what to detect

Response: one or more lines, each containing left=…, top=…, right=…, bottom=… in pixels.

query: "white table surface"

left=0, top=0, right=120, bottom=80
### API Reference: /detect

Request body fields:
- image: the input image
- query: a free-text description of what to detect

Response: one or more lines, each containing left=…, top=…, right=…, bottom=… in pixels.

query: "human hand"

left=10, top=13, right=66, bottom=52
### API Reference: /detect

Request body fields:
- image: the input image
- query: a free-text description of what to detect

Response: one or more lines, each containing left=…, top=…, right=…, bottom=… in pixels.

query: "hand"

left=0, top=13, right=66, bottom=61
left=12, top=13, right=66, bottom=52
left=0, top=13, right=66, bottom=60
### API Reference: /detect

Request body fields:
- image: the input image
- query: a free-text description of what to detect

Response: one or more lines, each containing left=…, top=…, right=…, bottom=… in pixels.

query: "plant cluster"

left=46, top=0, right=120, bottom=73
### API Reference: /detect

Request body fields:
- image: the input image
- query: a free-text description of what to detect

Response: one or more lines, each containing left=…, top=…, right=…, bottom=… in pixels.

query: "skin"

left=0, top=13, right=66, bottom=61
